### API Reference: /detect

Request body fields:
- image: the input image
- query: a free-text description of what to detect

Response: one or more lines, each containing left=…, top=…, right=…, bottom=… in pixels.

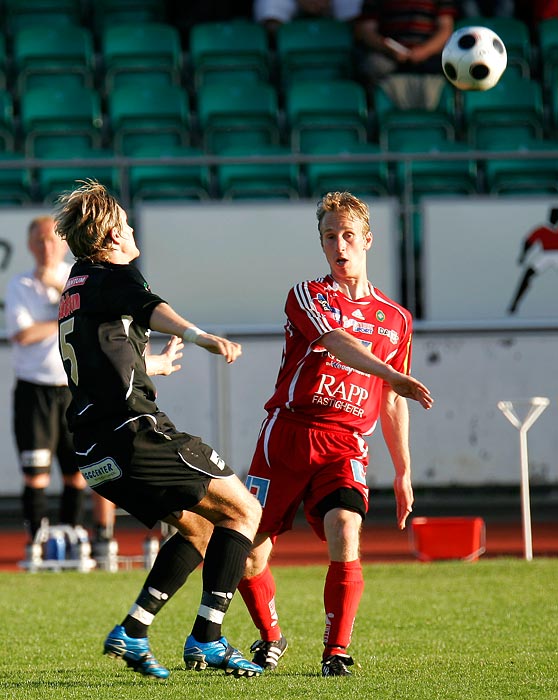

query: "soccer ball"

left=442, top=26, right=507, bottom=91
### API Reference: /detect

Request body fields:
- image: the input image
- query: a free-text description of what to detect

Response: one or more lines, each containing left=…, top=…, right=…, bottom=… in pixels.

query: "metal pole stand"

left=497, top=396, right=550, bottom=561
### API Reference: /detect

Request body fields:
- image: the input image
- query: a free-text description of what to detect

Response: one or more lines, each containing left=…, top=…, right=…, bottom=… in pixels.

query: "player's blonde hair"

left=54, top=180, right=122, bottom=262
left=316, top=191, right=370, bottom=239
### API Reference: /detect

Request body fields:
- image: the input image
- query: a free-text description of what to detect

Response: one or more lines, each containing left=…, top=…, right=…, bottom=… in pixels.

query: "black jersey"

left=58, top=260, right=165, bottom=433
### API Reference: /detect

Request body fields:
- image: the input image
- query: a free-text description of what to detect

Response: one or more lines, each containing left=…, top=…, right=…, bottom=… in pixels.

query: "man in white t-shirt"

left=5, top=216, right=114, bottom=545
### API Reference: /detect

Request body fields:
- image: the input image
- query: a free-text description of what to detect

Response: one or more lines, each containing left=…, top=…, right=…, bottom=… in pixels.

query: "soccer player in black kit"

left=54, top=180, right=262, bottom=679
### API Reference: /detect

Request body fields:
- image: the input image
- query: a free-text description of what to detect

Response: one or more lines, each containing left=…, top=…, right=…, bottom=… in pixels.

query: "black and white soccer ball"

left=442, top=26, right=507, bottom=91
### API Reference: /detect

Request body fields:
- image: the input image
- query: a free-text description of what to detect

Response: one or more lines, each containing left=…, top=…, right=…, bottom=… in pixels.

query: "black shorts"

left=73, top=411, right=235, bottom=528
left=13, top=380, right=77, bottom=476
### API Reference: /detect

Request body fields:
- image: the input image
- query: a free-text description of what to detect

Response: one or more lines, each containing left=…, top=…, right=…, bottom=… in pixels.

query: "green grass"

left=1, top=559, right=557, bottom=700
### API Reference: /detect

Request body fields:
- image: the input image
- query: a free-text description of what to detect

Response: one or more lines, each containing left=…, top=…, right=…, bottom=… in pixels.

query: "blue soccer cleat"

left=103, top=625, right=170, bottom=679
left=183, top=634, right=263, bottom=677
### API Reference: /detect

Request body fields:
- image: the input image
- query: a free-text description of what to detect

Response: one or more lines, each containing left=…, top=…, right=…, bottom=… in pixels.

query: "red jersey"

left=526, top=225, right=558, bottom=251
left=264, top=275, right=413, bottom=436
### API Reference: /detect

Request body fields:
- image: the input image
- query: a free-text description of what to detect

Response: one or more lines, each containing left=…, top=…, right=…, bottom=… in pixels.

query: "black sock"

left=59, top=485, right=85, bottom=526
left=123, top=533, right=203, bottom=638
left=22, top=486, right=48, bottom=538
left=191, top=527, right=252, bottom=642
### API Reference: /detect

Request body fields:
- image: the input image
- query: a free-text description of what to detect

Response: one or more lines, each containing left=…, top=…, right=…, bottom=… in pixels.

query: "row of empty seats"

left=1, top=134, right=556, bottom=207
left=0, top=72, right=554, bottom=155
left=0, top=0, right=167, bottom=36
left=0, top=8, right=555, bottom=205
left=1, top=14, right=558, bottom=93
left=0, top=17, right=356, bottom=97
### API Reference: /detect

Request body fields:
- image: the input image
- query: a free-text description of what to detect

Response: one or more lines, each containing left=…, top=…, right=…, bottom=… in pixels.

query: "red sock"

left=323, top=560, right=364, bottom=657
left=237, top=565, right=282, bottom=642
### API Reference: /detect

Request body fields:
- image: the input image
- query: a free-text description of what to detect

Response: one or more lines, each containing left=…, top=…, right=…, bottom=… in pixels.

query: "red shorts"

left=246, top=412, right=369, bottom=541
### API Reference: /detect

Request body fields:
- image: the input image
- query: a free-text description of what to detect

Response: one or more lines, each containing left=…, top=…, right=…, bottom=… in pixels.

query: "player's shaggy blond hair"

left=54, top=180, right=122, bottom=262
left=316, top=191, right=370, bottom=240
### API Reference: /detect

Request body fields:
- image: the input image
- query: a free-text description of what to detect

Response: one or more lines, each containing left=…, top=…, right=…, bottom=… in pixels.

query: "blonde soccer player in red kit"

left=238, top=191, right=433, bottom=676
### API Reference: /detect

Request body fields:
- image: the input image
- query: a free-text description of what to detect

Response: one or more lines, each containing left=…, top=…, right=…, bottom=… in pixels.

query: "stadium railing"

left=0, top=146, right=556, bottom=317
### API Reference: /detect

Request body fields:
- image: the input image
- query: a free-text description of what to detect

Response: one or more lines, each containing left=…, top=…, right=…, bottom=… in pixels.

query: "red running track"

left=1, top=520, right=557, bottom=571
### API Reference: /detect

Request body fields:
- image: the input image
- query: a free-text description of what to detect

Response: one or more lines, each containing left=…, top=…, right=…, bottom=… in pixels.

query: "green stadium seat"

left=215, top=145, right=299, bottom=200
left=93, top=0, right=165, bottom=33
left=0, top=35, right=7, bottom=90
left=13, top=25, right=95, bottom=95
left=197, top=81, right=280, bottom=153
left=107, top=83, right=190, bottom=154
left=392, top=139, right=478, bottom=197
left=20, top=85, right=103, bottom=157
left=101, top=23, right=183, bottom=93
left=538, top=18, right=558, bottom=90
left=128, top=144, right=211, bottom=202
left=4, top=0, right=82, bottom=35
left=479, top=134, right=558, bottom=195
left=305, top=142, right=389, bottom=198
left=373, top=82, right=456, bottom=150
left=461, top=76, right=545, bottom=146
left=276, top=18, right=354, bottom=84
left=35, top=146, right=119, bottom=203
left=0, top=153, right=33, bottom=204
left=189, top=21, right=269, bottom=89
left=286, top=79, right=368, bottom=152
left=0, top=90, right=15, bottom=151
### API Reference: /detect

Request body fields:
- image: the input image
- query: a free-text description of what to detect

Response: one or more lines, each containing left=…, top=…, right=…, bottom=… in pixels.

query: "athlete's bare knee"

left=241, top=491, right=262, bottom=529
left=202, top=477, right=262, bottom=537
left=244, top=534, right=272, bottom=578
left=324, top=508, right=362, bottom=561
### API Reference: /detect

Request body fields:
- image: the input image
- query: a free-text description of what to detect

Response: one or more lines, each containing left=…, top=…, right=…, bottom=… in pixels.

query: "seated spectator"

left=255, top=0, right=363, bottom=41
left=353, top=0, right=457, bottom=109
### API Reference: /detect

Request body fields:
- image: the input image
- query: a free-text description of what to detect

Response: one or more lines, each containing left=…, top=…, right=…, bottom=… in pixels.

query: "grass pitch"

left=1, top=558, right=557, bottom=700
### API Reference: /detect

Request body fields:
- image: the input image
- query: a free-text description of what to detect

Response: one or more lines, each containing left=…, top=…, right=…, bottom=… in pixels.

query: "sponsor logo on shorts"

left=350, top=459, right=367, bottom=485
left=80, top=458, right=122, bottom=487
left=245, top=475, right=270, bottom=507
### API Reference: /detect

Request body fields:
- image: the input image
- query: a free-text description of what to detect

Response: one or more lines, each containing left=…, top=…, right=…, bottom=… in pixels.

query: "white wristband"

left=182, top=326, right=204, bottom=343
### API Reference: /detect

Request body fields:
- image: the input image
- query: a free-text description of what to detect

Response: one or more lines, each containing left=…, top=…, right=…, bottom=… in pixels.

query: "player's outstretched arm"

left=387, top=372, right=433, bottom=410
left=321, top=329, right=433, bottom=409
left=149, top=302, right=242, bottom=364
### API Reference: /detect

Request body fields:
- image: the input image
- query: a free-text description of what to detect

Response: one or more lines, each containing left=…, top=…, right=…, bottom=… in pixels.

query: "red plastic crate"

left=410, top=516, right=486, bottom=562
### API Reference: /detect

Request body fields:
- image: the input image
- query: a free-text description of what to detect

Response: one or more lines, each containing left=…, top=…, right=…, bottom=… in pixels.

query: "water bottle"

left=93, top=538, right=119, bottom=572
left=45, top=527, right=66, bottom=561
left=26, top=542, right=43, bottom=573
left=73, top=526, right=95, bottom=572
left=105, top=539, right=119, bottom=573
